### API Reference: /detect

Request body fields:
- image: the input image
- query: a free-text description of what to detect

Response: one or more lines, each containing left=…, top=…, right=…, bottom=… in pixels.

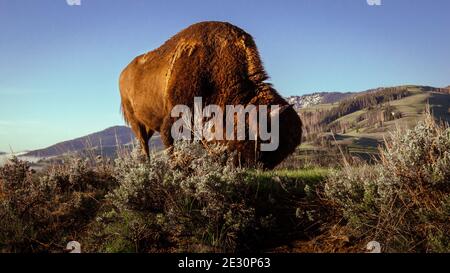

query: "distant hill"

left=0, top=151, right=5, bottom=155
left=25, top=126, right=163, bottom=158
left=298, top=84, right=450, bottom=151
left=286, top=92, right=354, bottom=109
left=286, top=85, right=450, bottom=110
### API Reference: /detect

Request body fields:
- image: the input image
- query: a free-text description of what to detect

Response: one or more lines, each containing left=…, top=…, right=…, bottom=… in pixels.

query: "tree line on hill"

left=299, top=87, right=411, bottom=141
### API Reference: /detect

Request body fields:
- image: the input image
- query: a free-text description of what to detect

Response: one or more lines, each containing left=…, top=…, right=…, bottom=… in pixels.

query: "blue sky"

left=0, top=0, right=449, bottom=151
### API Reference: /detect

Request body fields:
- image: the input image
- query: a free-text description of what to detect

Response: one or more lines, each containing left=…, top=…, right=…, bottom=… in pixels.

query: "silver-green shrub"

left=0, top=156, right=115, bottom=252
left=325, top=113, right=450, bottom=252
left=94, top=142, right=257, bottom=252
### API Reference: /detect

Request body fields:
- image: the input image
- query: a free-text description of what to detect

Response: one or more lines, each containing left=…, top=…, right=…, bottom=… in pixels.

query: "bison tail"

left=120, top=99, right=132, bottom=126
left=119, top=68, right=133, bottom=126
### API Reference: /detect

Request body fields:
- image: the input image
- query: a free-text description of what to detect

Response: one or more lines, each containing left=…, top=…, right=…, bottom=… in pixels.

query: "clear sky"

left=0, top=0, right=449, bottom=152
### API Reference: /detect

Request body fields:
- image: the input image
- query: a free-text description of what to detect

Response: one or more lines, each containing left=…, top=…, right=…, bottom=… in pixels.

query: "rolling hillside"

left=25, top=126, right=163, bottom=158
left=299, top=85, right=450, bottom=152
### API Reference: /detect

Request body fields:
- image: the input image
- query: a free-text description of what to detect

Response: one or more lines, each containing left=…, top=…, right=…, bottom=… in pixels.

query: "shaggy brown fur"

left=119, top=21, right=302, bottom=169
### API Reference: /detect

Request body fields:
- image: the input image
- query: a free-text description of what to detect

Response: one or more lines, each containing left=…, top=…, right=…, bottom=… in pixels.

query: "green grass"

left=389, top=92, right=429, bottom=117
left=252, top=168, right=330, bottom=184
left=333, top=109, right=366, bottom=124
left=298, top=142, right=316, bottom=149
left=271, top=168, right=330, bottom=182
left=244, top=168, right=331, bottom=198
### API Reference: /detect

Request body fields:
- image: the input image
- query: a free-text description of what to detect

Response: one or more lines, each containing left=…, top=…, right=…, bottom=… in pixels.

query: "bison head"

left=226, top=85, right=303, bottom=169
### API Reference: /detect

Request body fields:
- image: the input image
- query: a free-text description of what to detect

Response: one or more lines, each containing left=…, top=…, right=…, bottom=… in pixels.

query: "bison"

left=119, top=21, right=302, bottom=169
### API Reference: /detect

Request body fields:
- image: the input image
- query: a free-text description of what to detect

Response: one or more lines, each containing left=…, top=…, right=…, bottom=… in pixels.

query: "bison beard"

left=119, top=21, right=302, bottom=169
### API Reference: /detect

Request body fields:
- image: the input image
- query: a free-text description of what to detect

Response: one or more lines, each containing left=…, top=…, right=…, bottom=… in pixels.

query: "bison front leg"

left=160, top=116, right=175, bottom=148
left=142, top=128, right=155, bottom=158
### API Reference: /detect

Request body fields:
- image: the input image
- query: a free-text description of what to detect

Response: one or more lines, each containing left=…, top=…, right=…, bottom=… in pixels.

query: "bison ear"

left=270, top=104, right=294, bottom=118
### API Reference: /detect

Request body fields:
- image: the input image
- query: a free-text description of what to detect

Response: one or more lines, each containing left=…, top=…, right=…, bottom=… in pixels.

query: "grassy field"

left=306, top=88, right=450, bottom=152
left=254, top=168, right=330, bottom=184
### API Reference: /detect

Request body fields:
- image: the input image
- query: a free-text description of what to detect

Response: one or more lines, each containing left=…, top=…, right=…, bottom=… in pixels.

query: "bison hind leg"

left=131, top=122, right=154, bottom=158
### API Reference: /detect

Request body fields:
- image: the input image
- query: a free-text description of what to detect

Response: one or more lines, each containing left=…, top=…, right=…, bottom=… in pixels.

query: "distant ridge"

left=24, top=126, right=163, bottom=158
left=286, top=92, right=354, bottom=109
left=286, top=85, right=449, bottom=110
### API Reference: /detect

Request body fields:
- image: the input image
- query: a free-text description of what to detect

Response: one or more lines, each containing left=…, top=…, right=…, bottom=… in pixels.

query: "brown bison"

left=119, top=21, right=302, bottom=169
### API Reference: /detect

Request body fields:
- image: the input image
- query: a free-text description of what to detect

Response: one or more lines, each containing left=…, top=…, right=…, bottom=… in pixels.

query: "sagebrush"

left=325, top=112, right=450, bottom=252
left=0, top=142, right=324, bottom=253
